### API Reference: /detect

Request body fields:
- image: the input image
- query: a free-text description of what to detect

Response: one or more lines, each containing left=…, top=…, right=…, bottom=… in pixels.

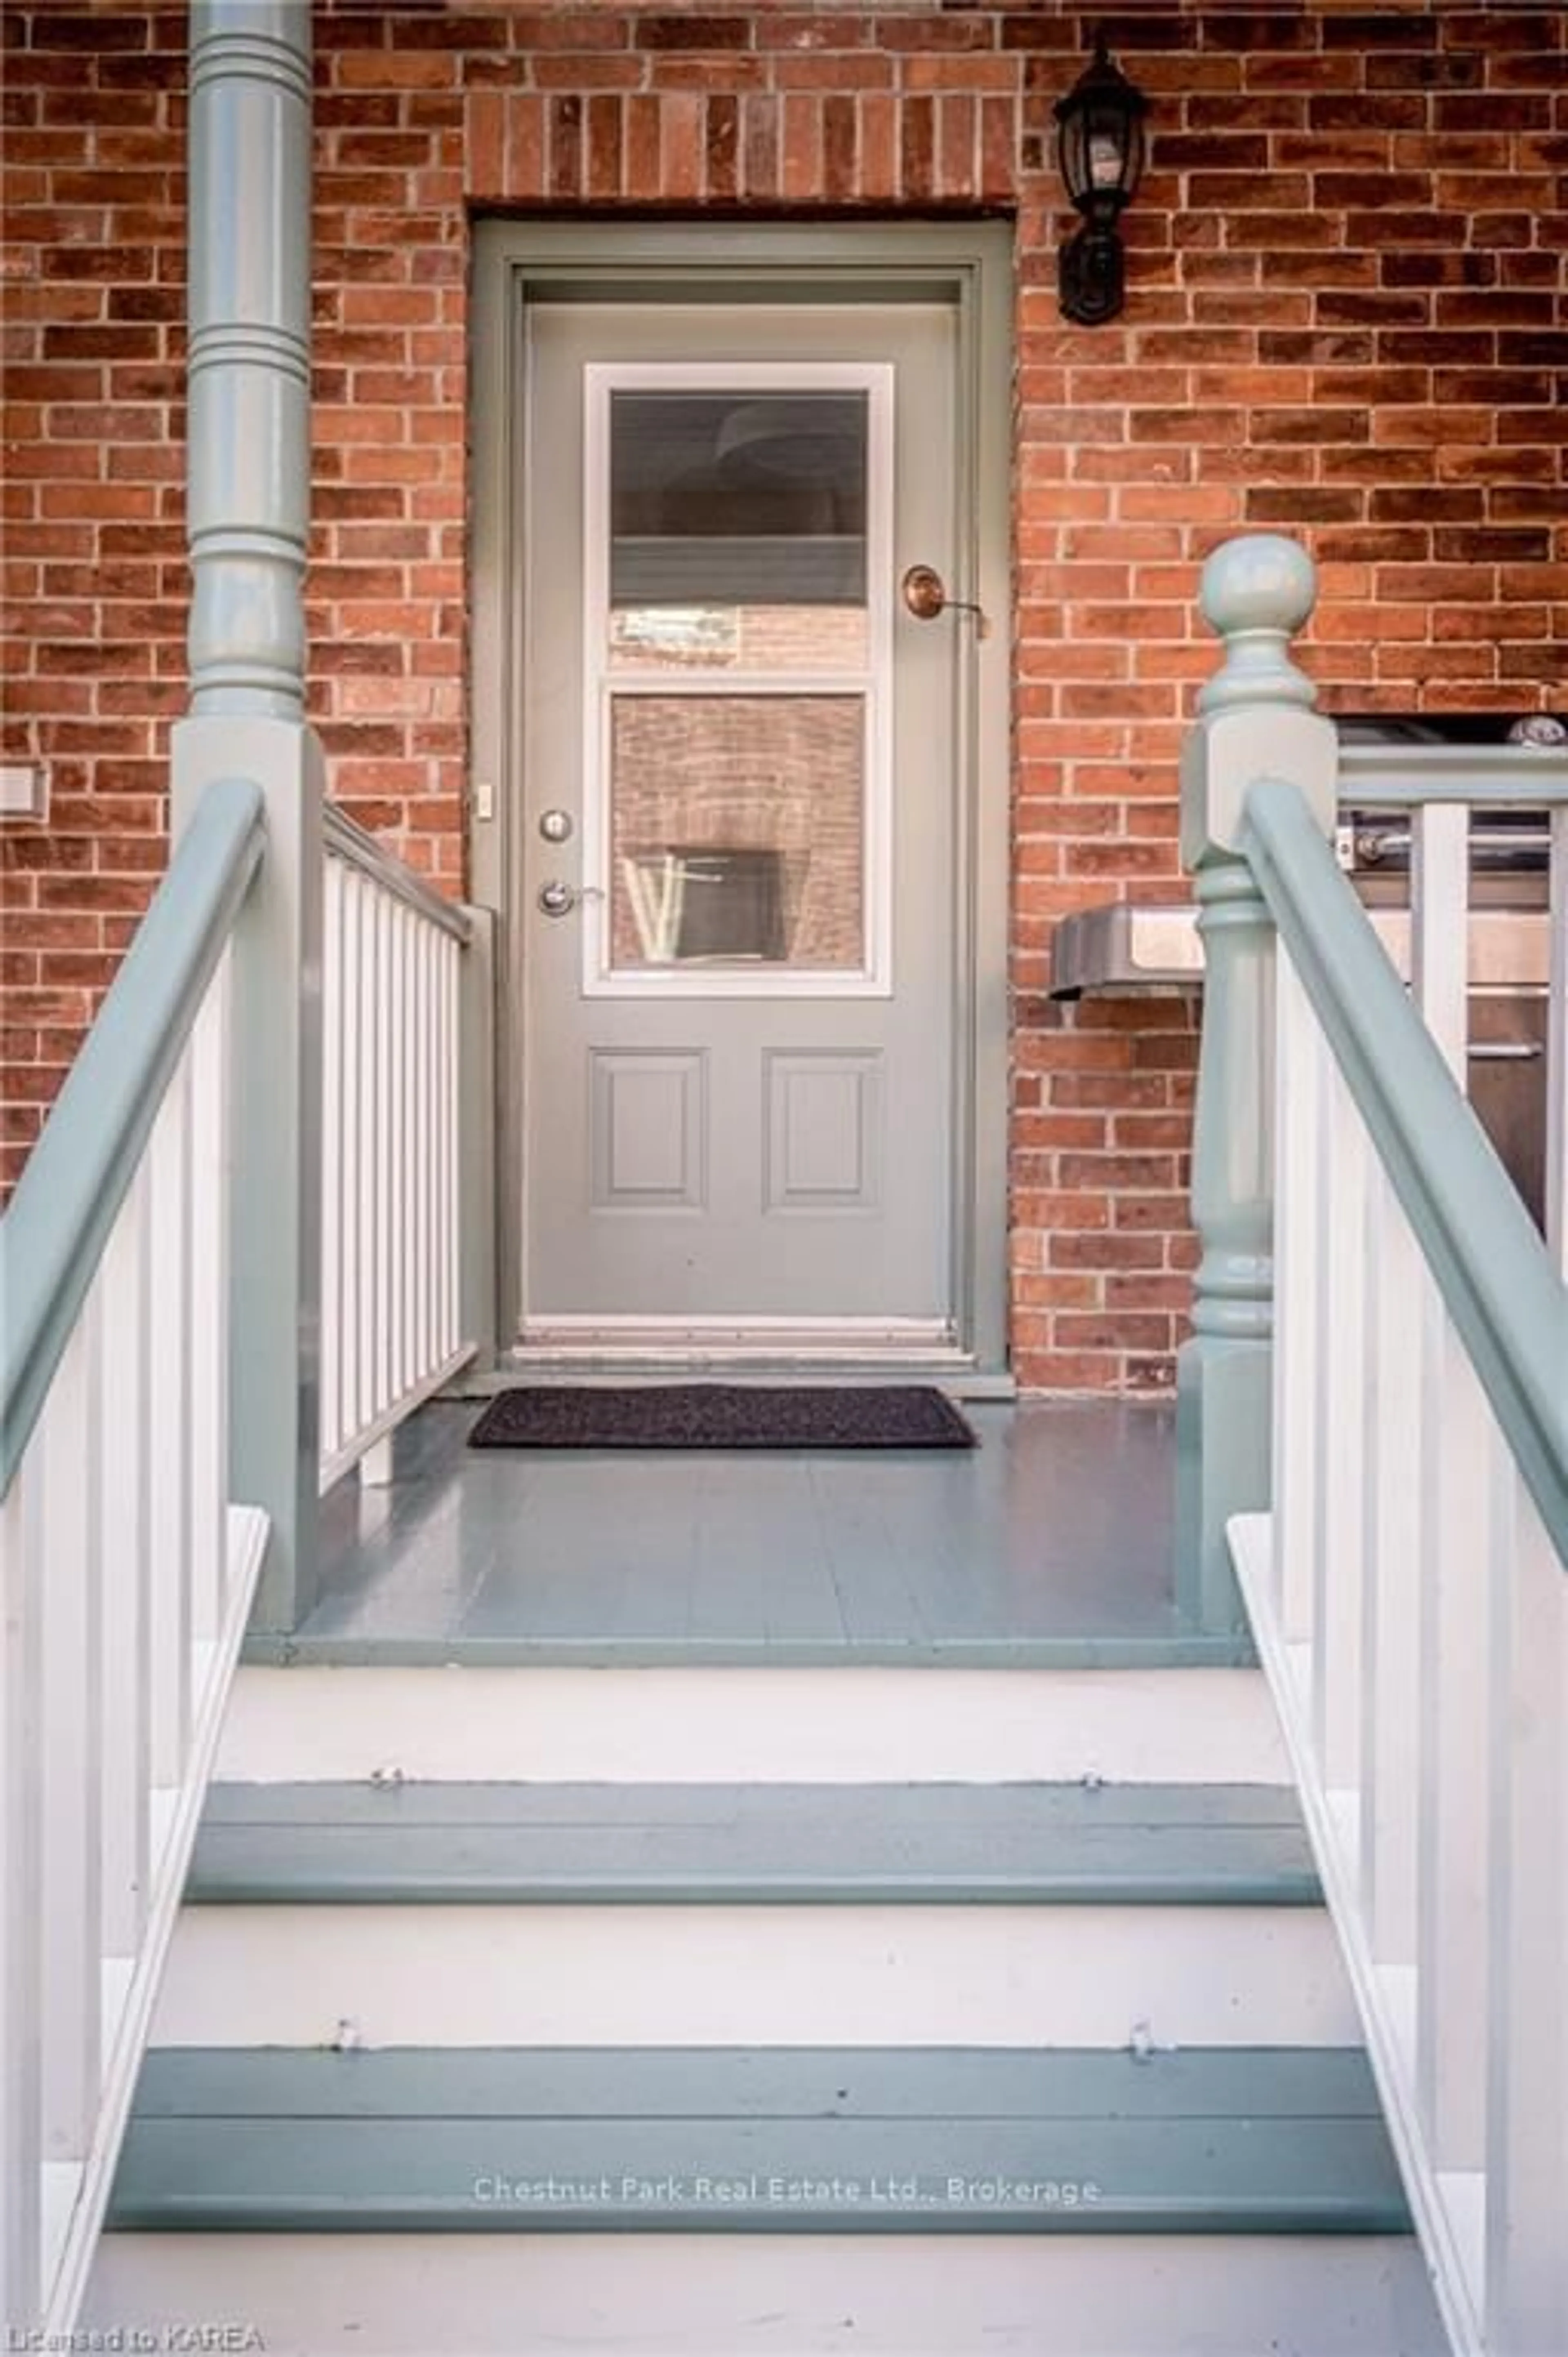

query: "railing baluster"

left=1417, top=1304, right=1492, bottom=2190
left=439, top=932, right=456, bottom=1360
left=430, top=935, right=441, bottom=1362
left=373, top=886, right=393, bottom=1429
left=1412, top=801, right=1470, bottom=1078
left=358, top=880, right=379, bottom=1443
left=1314, top=1048, right=1367, bottom=1804
left=394, top=901, right=412, bottom=1406
left=1359, top=1161, right=1421, bottom=2016
left=0, top=1465, right=43, bottom=2324
left=38, top=1306, right=102, bottom=2246
left=147, top=1054, right=194, bottom=1787
left=1548, top=801, right=1566, bottom=1279
left=417, top=922, right=434, bottom=1387
left=1485, top=1465, right=1568, bottom=2354
left=187, top=960, right=229, bottom=1644
left=412, top=914, right=426, bottom=1400
left=1272, top=947, right=1319, bottom=1646
left=450, top=934, right=463, bottom=1357
left=97, top=1160, right=151, bottom=1968
left=341, top=867, right=365, bottom=1455
left=320, top=856, right=344, bottom=1469
left=1410, top=804, right=1492, bottom=2205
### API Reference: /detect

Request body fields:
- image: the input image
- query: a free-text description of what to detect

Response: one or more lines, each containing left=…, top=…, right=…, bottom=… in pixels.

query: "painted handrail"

left=1242, top=777, right=1568, bottom=1552
left=0, top=776, right=265, bottom=1494
left=1339, top=741, right=1568, bottom=806
left=323, top=802, right=473, bottom=947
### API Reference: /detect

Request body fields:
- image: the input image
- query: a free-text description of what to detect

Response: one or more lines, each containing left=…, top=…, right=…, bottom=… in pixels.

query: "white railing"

left=319, top=807, right=475, bottom=1491
left=1231, top=772, right=1568, bottom=2357
left=0, top=778, right=270, bottom=2332
left=1334, top=740, right=1568, bottom=1277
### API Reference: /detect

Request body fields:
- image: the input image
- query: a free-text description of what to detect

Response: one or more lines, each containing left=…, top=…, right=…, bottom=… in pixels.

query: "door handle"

left=901, top=562, right=991, bottom=640
left=537, top=880, right=606, bottom=916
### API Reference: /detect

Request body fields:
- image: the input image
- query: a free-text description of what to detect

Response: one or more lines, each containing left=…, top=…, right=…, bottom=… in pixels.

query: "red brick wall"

left=3, top=1, right=1564, bottom=1388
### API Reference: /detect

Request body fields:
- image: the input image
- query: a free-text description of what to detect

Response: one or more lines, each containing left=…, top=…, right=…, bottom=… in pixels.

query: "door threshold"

left=457, top=1351, right=1017, bottom=1402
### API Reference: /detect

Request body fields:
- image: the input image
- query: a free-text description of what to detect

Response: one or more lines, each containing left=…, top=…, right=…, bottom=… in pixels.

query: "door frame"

left=469, top=219, right=1014, bottom=1384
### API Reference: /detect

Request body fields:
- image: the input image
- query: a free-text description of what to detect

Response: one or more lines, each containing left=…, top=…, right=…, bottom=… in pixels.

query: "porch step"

left=86, top=2232, right=1448, bottom=2356
left=151, top=1897, right=1356, bottom=2050
left=215, top=1664, right=1294, bottom=1784
left=109, top=2045, right=1409, bottom=2237
left=188, top=1779, right=1321, bottom=1907
left=88, top=1659, right=1450, bottom=2354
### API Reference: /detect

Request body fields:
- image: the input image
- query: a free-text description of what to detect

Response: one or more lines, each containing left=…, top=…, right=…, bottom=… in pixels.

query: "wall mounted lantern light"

left=1054, top=33, right=1149, bottom=327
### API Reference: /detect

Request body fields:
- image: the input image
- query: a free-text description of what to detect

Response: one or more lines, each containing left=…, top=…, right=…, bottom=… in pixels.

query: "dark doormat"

left=467, top=1383, right=977, bottom=1452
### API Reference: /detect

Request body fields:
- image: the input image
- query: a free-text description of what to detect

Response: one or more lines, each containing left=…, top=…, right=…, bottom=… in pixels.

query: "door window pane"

left=608, top=694, right=864, bottom=971
left=608, top=390, right=869, bottom=675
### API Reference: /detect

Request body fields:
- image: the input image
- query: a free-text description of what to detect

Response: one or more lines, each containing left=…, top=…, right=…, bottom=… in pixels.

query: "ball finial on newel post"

left=1197, top=534, right=1319, bottom=711
left=1181, top=534, right=1334, bottom=871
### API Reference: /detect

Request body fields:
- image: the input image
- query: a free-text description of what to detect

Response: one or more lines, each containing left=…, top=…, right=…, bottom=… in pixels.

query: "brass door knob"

left=900, top=563, right=991, bottom=639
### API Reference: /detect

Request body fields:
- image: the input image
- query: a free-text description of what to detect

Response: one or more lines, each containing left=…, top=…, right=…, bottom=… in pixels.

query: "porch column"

left=172, top=0, right=323, bottom=1630
left=1174, top=535, right=1336, bottom=1635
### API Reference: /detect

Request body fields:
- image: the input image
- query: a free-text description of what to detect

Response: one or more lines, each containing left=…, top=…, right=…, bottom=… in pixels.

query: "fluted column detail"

left=186, top=0, right=312, bottom=716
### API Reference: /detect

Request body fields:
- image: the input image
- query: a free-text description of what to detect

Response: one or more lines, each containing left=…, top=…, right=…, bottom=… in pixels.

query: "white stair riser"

left=153, top=1904, right=1356, bottom=2050
left=218, top=1667, right=1290, bottom=1785
left=86, top=2230, right=1448, bottom=2355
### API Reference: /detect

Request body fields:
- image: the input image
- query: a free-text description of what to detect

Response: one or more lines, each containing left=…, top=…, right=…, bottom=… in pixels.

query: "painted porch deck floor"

left=252, top=1399, right=1237, bottom=1667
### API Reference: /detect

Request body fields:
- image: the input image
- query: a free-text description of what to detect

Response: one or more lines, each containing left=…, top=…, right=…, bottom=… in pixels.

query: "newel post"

left=171, top=0, right=323, bottom=1631
left=1175, top=536, right=1336, bottom=1635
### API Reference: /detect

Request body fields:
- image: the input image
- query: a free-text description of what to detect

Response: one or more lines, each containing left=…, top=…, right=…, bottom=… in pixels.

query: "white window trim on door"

left=580, top=359, right=896, bottom=1000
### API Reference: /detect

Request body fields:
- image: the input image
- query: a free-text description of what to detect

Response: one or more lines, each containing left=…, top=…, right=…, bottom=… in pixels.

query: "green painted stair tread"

left=110, top=2049, right=1408, bottom=2237
left=130, top=2045, right=1385, bottom=2121
left=242, top=1632, right=1252, bottom=1670
left=188, top=1782, right=1318, bottom=1905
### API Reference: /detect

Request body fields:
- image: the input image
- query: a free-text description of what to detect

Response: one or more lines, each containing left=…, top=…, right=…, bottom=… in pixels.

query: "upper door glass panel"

left=608, top=390, right=869, bottom=675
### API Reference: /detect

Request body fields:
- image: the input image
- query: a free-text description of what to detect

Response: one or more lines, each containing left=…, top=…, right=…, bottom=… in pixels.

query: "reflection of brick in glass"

left=610, top=696, right=863, bottom=970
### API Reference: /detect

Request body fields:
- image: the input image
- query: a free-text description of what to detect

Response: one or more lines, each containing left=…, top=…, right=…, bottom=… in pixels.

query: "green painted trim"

left=109, top=2045, right=1409, bottom=2237
left=187, top=1779, right=1318, bottom=1908
left=0, top=776, right=265, bottom=1494
left=1338, top=743, right=1568, bottom=808
left=1244, top=776, right=1568, bottom=1556
left=457, top=905, right=499, bottom=1374
left=468, top=218, right=1015, bottom=1378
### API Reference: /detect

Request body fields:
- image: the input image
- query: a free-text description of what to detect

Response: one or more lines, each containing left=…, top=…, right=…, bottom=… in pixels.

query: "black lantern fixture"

left=1054, top=33, right=1148, bottom=327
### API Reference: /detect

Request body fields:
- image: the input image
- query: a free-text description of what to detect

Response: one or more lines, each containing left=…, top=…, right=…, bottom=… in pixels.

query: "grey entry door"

left=519, top=301, right=962, bottom=1354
